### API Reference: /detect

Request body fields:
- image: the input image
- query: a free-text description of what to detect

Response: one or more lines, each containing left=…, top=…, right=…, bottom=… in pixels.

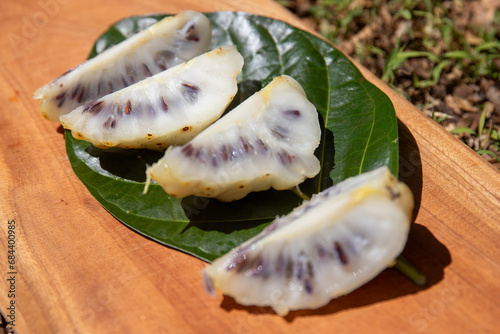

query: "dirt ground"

left=282, top=0, right=500, bottom=168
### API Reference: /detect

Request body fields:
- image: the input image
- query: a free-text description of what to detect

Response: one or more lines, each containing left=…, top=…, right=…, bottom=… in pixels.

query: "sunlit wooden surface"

left=0, top=0, right=499, bottom=333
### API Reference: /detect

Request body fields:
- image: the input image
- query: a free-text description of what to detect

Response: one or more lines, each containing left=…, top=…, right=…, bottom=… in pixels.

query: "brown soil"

left=282, top=0, right=500, bottom=169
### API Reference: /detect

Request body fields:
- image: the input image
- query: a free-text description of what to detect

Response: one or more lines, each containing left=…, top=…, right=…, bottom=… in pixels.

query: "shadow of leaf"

left=84, top=145, right=163, bottom=182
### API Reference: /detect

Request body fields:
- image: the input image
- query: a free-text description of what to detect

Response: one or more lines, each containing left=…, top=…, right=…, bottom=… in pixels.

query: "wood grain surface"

left=1, top=0, right=499, bottom=333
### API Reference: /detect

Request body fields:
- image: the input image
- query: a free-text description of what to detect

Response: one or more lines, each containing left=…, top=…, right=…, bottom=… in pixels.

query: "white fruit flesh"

left=34, top=10, right=211, bottom=121
left=146, top=75, right=321, bottom=201
left=202, top=167, right=414, bottom=316
left=60, top=45, right=243, bottom=150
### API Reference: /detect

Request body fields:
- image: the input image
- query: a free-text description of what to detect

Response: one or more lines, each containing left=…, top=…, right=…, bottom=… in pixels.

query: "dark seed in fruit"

left=125, top=100, right=132, bottom=115
left=70, top=84, right=80, bottom=99
left=107, top=81, right=114, bottom=94
left=124, top=65, right=136, bottom=85
left=154, top=50, right=176, bottom=71
left=185, top=23, right=199, bottom=42
left=83, top=100, right=104, bottom=114
left=181, top=143, right=194, bottom=158
left=55, top=92, right=65, bottom=100
left=315, top=244, right=328, bottom=260
left=255, top=138, right=268, bottom=154
left=211, top=154, right=218, bottom=167
left=181, top=83, right=199, bottom=102
left=160, top=96, right=169, bottom=112
left=277, top=150, right=293, bottom=165
left=195, top=147, right=207, bottom=163
left=296, top=260, right=304, bottom=280
left=271, top=125, right=287, bottom=139
left=304, top=278, right=314, bottom=294
left=239, top=136, right=249, bottom=153
left=284, top=109, right=301, bottom=118
left=55, top=92, right=66, bottom=107
left=221, top=145, right=228, bottom=161
left=76, top=86, right=85, bottom=103
left=307, top=261, right=314, bottom=278
left=334, top=241, right=349, bottom=265
left=143, top=63, right=152, bottom=77
left=103, top=117, right=116, bottom=129
left=286, top=258, right=294, bottom=279
left=386, top=186, right=401, bottom=200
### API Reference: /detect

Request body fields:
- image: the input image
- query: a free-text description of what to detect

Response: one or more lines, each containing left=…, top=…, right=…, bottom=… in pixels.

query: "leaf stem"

left=143, top=167, right=152, bottom=195
left=393, top=255, right=428, bottom=286
left=292, top=185, right=311, bottom=201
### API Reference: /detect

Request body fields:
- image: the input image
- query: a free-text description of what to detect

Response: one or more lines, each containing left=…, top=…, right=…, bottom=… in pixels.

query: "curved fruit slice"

left=60, top=45, right=243, bottom=150
left=34, top=10, right=211, bottom=121
left=202, top=166, right=414, bottom=316
left=146, top=75, right=321, bottom=201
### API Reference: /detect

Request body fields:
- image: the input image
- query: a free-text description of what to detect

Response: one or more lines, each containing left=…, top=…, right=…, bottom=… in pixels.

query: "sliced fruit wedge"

left=202, top=166, right=414, bottom=316
left=34, top=10, right=211, bottom=121
left=60, top=45, right=243, bottom=150
left=146, top=75, right=321, bottom=201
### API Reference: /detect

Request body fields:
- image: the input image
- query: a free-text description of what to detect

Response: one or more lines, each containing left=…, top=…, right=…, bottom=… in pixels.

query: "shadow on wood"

left=397, top=118, right=423, bottom=222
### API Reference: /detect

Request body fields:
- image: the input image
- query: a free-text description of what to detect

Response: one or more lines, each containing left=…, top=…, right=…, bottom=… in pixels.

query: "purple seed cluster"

left=180, top=136, right=251, bottom=168
left=225, top=235, right=352, bottom=295
left=51, top=21, right=201, bottom=112
left=78, top=82, right=200, bottom=130
left=220, top=173, right=369, bottom=296
left=178, top=109, right=302, bottom=168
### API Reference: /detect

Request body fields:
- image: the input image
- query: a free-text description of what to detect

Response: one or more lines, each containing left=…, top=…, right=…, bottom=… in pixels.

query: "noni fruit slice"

left=202, top=166, right=414, bottom=315
left=34, top=10, right=211, bottom=121
left=60, top=45, right=243, bottom=150
left=146, top=75, right=321, bottom=201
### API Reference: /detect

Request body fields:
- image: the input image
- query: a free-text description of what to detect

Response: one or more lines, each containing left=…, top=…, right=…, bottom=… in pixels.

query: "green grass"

left=279, top=0, right=500, bottom=166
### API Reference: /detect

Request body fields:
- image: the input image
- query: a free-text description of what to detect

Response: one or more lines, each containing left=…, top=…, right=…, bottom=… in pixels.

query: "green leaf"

left=450, top=127, right=477, bottom=135
left=478, top=108, right=487, bottom=138
left=65, top=12, right=398, bottom=262
left=491, top=129, right=499, bottom=141
left=395, top=9, right=412, bottom=20
left=443, top=50, right=473, bottom=60
left=477, top=150, right=500, bottom=162
left=474, top=41, right=500, bottom=53
left=414, top=79, right=435, bottom=88
left=397, top=50, right=440, bottom=63
left=431, top=60, right=452, bottom=83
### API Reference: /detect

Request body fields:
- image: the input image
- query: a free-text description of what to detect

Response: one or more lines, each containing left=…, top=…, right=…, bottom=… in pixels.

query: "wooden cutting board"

left=1, top=0, right=499, bottom=333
